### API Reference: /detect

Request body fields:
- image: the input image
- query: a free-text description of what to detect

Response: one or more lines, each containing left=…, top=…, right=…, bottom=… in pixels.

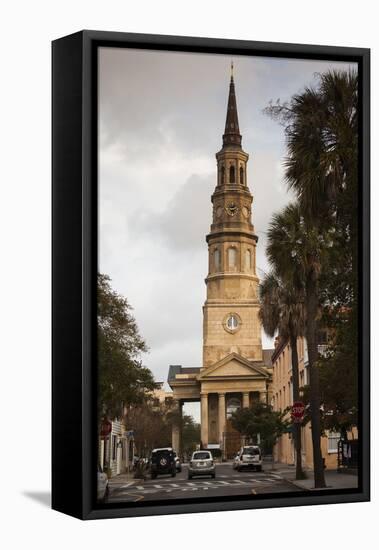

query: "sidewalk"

left=271, top=462, right=358, bottom=491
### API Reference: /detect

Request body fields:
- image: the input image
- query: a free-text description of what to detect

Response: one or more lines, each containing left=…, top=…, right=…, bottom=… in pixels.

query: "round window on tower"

left=224, top=313, right=242, bottom=334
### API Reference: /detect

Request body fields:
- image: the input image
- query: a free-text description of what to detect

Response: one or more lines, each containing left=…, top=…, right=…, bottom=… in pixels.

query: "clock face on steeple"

left=223, top=313, right=242, bottom=334
left=225, top=202, right=238, bottom=216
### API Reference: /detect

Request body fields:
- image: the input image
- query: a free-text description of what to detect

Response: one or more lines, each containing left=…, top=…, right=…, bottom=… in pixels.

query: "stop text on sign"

left=291, top=401, right=305, bottom=423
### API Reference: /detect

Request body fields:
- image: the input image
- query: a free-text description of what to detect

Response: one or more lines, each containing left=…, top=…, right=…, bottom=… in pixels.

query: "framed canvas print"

left=52, top=30, right=370, bottom=520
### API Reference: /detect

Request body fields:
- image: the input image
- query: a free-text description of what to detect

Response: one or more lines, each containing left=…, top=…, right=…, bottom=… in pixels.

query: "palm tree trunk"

left=289, top=333, right=305, bottom=480
left=305, top=274, right=326, bottom=488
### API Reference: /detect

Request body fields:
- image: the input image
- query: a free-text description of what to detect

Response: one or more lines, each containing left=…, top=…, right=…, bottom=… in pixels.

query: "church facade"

left=168, top=69, right=273, bottom=459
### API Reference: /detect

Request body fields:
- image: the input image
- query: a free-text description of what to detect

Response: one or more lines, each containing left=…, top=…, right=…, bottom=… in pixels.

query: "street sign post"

left=291, top=401, right=305, bottom=423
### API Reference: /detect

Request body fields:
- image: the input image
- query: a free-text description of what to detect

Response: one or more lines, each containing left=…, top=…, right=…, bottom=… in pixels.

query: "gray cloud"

left=99, top=47, right=356, bottom=407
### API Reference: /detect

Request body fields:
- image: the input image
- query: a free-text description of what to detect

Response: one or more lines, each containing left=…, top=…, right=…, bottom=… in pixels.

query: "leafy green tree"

left=231, top=402, right=290, bottom=455
left=181, top=416, right=201, bottom=457
left=259, top=271, right=306, bottom=479
left=301, top=311, right=358, bottom=439
left=126, top=402, right=171, bottom=456
left=98, top=273, right=157, bottom=424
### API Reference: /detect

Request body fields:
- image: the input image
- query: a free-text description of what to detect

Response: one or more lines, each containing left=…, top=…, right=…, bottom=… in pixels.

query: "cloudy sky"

left=99, top=47, right=355, bottom=420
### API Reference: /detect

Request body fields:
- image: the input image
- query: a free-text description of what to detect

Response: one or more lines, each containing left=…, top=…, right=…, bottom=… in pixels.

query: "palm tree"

left=264, top=71, right=358, bottom=488
left=266, top=203, right=333, bottom=488
left=266, top=70, right=358, bottom=226
left=259, top=271, right=306, bottom=480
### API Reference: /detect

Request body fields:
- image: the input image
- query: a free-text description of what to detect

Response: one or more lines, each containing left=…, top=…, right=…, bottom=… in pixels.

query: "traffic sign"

left=291, top=401, right=305, bottom=423
left=100, top=419, right=112, bottom=437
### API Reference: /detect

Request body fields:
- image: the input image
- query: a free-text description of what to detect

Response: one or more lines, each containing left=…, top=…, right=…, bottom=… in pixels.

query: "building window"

left=228, top=247, right=237, bottom=268
left=245, top=249, right=251, bottom=270
left=214, top=248, right=220, bottom=270
left=229, top=165, right=235, bottom=183
left=240, top=165, right=244, bottom=184
left=327, top=431, right=341, bottom=453
left=112, top=435, right=117, bottom=461
left=221, top=165, right=225, bottom=185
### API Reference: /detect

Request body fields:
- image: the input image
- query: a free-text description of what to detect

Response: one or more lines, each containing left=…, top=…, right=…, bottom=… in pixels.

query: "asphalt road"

left=107, top=462, right=302, bottom=503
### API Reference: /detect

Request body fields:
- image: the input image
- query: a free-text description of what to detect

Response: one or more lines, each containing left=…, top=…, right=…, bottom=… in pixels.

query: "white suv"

left=188, top=450, right=215, bottom=479
left=234, top=446, right=262, bottom=472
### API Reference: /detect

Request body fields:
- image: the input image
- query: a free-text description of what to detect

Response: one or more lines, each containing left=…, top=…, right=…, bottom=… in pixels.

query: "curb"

left=281, top=477, right=312, bottom=491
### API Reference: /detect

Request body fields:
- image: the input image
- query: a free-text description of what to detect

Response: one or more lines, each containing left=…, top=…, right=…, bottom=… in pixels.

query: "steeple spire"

left=222, top=64, right=242, bottom=148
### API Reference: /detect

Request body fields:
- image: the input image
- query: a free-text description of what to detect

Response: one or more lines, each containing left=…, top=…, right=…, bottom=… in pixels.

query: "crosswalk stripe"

left=136, top=485, right=144, bottom=490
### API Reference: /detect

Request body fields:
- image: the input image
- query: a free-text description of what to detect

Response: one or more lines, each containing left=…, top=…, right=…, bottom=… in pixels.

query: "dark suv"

left=150, top=448, right=176, bottom=479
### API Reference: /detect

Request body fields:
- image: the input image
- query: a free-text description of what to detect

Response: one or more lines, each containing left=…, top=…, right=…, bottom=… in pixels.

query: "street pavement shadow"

left=23, top=491, right=51, bottom=508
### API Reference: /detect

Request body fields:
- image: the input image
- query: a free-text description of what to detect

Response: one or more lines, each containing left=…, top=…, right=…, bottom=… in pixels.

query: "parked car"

left=188, top=450, right=215, bottom=479
left=97, top=464, right=109, bottom=502
left=150, top=447, right=176, bottom=479
left=173, top=452, right=182, bottom=472
left=234, top=445, right=262, bottom=472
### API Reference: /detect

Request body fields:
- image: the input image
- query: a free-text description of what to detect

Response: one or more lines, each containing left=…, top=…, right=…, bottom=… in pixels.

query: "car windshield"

left=193, top=452, right=211, bottom=460
left=243, top=447, right=259, bottom=455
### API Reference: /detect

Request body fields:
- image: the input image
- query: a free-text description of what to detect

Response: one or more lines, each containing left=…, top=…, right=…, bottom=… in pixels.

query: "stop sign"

left=100, top=419, right=112, bottom=437
left=291, top=401, right=305, bottom=423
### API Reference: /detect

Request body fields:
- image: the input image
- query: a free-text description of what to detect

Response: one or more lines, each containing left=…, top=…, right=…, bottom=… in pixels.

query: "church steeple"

left=222, top=63, right=242, bottom=148
left=202, top=66, right=262, bottom=371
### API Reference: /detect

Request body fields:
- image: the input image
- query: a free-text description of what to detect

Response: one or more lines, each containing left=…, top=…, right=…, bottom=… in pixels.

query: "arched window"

left=240, top=166, right=244, bottom=184
left=220, top=165, right=225, bottom=185
left=228, top=247, right=237, bottom=268
left=229, top=165, right=235, bottom=184
left=245, top=249, right=251, bottom=270
left=214, top=248, right=220, bottom=271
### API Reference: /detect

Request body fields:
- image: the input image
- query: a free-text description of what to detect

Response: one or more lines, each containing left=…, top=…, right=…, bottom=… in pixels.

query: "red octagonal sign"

left=291, top=401, right=305, bottom=423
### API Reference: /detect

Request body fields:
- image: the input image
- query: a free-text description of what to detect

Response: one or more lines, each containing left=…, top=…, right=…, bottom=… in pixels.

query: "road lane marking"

left=230, top=479, right=246, bottom=484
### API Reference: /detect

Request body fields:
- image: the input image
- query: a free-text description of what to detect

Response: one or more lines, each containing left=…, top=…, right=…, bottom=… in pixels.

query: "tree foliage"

left=97, top=273, right=157, bottom=422
left=231, top=402, right=290, bottom=453
left=264, top=70, right=358, bottom=487
left=259, top=270, right=306, bottom=478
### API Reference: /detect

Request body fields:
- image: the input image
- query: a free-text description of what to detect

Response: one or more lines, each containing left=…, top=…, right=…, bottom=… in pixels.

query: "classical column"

left=218, top=393, right=226, bottom=458
left=243, top=392, right=250, bottom=408
left=171, top=400, right=182, bottom=454
left=200, top=393, right=209, bottom=448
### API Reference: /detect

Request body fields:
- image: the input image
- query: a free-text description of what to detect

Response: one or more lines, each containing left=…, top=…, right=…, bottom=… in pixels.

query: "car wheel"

left=188, top=474, right=192, bottom=480
left=211, top=473, right=216, bottom=479
left=256, top=466, right=262, bottom=472
left=171, top=470, right=176, bottom=477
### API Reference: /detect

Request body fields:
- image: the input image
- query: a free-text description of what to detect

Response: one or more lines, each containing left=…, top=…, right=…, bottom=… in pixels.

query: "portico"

left=168, top=352, right=272, bottom=458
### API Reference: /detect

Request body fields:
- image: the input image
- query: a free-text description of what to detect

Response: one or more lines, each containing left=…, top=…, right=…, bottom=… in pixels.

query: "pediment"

left=199, top=353, right=270, bottom=380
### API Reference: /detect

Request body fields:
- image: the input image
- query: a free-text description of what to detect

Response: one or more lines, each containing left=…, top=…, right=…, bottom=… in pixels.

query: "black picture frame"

left=52, top=30, right=370, bottom=520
